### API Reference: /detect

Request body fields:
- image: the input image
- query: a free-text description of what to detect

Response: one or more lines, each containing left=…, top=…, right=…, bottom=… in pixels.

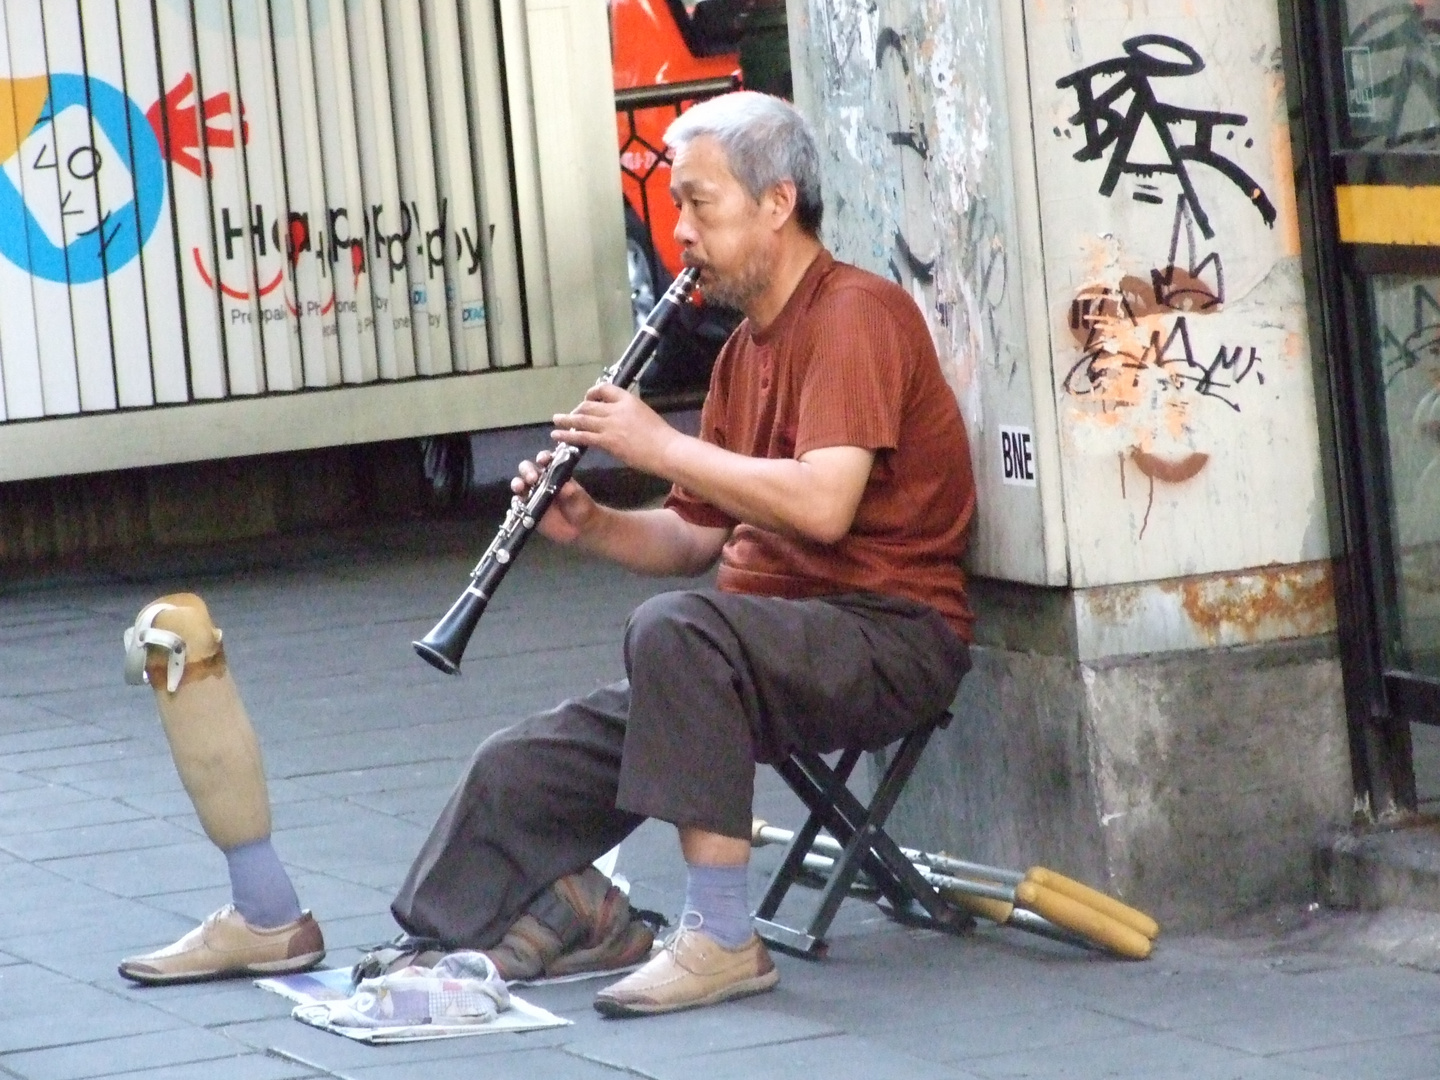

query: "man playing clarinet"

left=367, top=90, right=977, bottom=1017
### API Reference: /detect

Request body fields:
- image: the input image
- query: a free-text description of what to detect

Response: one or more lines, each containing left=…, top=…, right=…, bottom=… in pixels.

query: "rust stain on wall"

left=1165, top=563, right=1336, bottom=644
left=1083, top=582, right=1143, bottom=626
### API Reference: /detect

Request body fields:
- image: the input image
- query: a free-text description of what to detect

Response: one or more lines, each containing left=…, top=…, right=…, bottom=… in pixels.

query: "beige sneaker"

left=119, top=906, right=325, bottom=985
left=593, top=920, right=778, bottom=1017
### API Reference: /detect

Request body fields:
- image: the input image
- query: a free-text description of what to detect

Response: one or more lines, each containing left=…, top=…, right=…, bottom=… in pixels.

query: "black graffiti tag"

left=1055, top=35, right=1277, bottom=241
left=1065, top=296, right=1263, bottom=412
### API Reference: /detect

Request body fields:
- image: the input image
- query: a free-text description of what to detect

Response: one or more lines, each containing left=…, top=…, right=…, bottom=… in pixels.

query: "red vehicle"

left=609, top=0, right=788, bottom=394
left=612, top=0, right=740, bottom=286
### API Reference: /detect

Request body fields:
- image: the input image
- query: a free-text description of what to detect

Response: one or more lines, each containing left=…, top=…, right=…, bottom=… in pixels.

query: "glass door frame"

left=1282, top=0, right=1440, bottom=821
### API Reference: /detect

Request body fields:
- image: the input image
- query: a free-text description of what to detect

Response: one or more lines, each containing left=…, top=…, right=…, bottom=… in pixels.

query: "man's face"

left=669, top=135, right=776, bottom=311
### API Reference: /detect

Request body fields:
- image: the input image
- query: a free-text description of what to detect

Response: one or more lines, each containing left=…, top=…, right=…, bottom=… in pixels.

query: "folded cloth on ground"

left=300, top=952, right=509, bottom=1029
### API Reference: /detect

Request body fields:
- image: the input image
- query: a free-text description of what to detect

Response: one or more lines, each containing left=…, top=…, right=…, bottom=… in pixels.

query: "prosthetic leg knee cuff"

left=123, top=594, right=225, bottom=692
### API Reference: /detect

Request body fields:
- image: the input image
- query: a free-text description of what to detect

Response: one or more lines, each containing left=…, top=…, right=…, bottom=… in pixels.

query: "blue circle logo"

left=0, top=75, right=167, bottom=283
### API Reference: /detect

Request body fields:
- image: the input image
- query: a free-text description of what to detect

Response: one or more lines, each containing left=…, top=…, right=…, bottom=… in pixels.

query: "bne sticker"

left=1000, top=426, right=1037, bottom=488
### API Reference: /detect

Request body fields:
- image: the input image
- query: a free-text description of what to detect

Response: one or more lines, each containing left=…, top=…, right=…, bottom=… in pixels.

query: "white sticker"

left=1000, top=425, right=1037, bottom=487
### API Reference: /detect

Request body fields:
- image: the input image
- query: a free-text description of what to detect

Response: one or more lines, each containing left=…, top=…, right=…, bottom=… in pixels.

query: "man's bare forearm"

left=574, top=505, right=728, bottom=577
left=656, top=435, right=873, bottom=546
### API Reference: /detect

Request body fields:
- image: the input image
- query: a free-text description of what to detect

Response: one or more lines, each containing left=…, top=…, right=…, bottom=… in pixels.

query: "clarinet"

left=414, top=265, right=702, bottom=674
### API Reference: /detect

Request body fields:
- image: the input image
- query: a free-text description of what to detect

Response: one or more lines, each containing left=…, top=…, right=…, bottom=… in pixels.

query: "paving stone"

left=33, top=771, right=185, bottom=801
left=870, top=1004, right=1155, bottom=1066
left=17, top=688, right=151, bottom=729
left=260, top=725, right=480, bottom=777
left=0, top=699, right=75, bottom=735
left=0, top=785, right=108, bottom=818
left=3, top=741, right=149, bottom=775
left=262, top=799, right=361, bottom=833
left=1, top=905, right=195, bottom=964
left=0, top=968, right=136, bottom=1021
left=97, top=1055, right=318, bottom=1080
left=6, top=865, right=120, bottom=919
left=283, top=760, right=467, bottom=799
left=0, top=726, right=126, bottom=758
left=584, top=1032, right=988, bottom=1080
left=131, top=982, right=298, bottom=1029
left=216, top=1016, right=543, bottom=1069
left=118, top=778, right=316, bottom=820
left=1274, top=1031, right=1440, bottom=1080
left=0, top=996, right=185, bottom=1055
left=0, top=819, right=199, bottom=862
left=0, top=771, right=46, bottom=794
left=1175, top=985, right=1440, bottom=1056
left=277, top=873, right=396, bottom=923
left=0, top=1026, right=243, bottom=1080
left=39, top=841, right=228, bottom=898
left=269, top=818, right=427, bottom=874
left=136, top=885, right=234, bottom=924
left=561, top=1003, right=840, bottom=1065
left=23, top=755, right=179, bottom=797
left=0, top=896, right=190, bottom=946
left=298, top=860, right=408, bottom=893
left=301, top=912, right=399, bottom=954
left=964, top=1031, right=1343, bottom=1080
left=341, top=787, right=451, bottom=821
left=343, top=1047, right=633, bottom=1080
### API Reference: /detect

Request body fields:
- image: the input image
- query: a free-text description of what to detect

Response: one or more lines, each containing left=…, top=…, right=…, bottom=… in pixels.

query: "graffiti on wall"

left=0, top=0, right=496, bottom=422
left=800, top=0, right=1029, bottom=417
left=1046, top=27, right=1300, bottom=547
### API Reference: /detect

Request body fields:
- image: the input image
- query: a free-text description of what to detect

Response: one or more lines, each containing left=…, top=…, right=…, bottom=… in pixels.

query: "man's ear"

left=763, top=179, right=799, bottom=232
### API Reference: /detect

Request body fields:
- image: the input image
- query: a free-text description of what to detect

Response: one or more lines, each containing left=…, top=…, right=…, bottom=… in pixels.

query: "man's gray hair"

left=665, top=92, right=823, bottom=236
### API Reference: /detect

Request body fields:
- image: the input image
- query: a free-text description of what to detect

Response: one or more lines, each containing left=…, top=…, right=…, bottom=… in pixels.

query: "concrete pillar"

left=788, top=0, right=1353, bottom=927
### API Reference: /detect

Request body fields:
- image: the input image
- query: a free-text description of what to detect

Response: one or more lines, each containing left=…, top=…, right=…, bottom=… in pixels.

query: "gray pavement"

left=3, top=507, right=1440, bottom=1080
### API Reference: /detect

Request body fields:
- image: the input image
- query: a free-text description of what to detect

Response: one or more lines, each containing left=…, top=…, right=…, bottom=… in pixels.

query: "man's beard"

left=696, top=248, right=773, bottom=312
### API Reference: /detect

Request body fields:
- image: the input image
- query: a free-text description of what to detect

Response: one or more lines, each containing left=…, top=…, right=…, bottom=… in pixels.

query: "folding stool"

left=751, top=710, right=972, bottom=957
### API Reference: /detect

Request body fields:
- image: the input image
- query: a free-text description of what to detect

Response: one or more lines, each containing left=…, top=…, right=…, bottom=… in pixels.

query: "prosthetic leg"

left=118, top=594, right=325, bottom=985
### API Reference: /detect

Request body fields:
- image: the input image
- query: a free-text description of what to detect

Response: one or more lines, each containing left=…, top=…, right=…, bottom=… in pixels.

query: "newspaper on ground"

left=255, top=957, right=571, bottom=1044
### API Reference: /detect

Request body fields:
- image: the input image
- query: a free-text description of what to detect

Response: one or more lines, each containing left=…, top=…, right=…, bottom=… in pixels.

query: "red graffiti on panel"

left=146, top=74, right=249, bottom=179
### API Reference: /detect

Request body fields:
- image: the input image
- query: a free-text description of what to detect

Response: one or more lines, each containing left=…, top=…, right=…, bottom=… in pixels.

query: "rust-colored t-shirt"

left=665, top=250, right=976, bottom=641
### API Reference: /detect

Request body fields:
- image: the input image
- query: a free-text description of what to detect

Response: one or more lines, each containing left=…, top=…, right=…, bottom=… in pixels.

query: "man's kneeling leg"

left=118, top=594, right=324, bottom=985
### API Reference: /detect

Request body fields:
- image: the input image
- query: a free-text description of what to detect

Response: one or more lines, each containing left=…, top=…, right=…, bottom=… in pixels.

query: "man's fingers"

left=511, top=457, right=544, bottom=494
left=552, top=427, right=596, bottom=446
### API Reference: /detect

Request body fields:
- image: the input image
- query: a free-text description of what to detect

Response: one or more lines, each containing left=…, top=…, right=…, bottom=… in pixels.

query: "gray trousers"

left=391, top=588, right=970, bottom=948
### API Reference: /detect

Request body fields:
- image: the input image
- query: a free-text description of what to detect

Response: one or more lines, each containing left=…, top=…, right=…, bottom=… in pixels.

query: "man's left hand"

left=552, top=384, right=679, bottom=475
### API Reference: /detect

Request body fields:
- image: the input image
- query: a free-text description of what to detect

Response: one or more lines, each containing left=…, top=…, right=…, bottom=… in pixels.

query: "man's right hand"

left=512, top=451, right=597, bottom=545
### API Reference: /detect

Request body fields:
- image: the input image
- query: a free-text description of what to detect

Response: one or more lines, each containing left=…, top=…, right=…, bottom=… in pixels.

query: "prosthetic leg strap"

left=123, top=603, right=192, bottom=692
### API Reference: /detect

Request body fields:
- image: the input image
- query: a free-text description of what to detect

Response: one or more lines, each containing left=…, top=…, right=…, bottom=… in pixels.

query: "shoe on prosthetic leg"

left=354, top=867, right=655, bottom=984
left=117, top=595, right=324, bottom=985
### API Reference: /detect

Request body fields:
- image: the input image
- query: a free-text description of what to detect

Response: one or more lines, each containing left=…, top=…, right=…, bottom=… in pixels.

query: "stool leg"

left=753, top=715, right=970, bottom=956
left=803, top=737, right=966, bottom=930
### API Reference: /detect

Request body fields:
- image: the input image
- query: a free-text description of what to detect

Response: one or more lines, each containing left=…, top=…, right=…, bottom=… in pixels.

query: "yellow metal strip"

left=1336, top=185, right=1440, bottom=246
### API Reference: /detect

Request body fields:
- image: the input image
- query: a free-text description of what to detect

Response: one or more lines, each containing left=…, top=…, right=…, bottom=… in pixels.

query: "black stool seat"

left=751, top=711, right=971, bottom=958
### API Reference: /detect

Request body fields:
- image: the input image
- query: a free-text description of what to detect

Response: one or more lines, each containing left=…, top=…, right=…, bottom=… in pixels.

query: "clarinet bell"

left=413, top=588, right=488, bottom=675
